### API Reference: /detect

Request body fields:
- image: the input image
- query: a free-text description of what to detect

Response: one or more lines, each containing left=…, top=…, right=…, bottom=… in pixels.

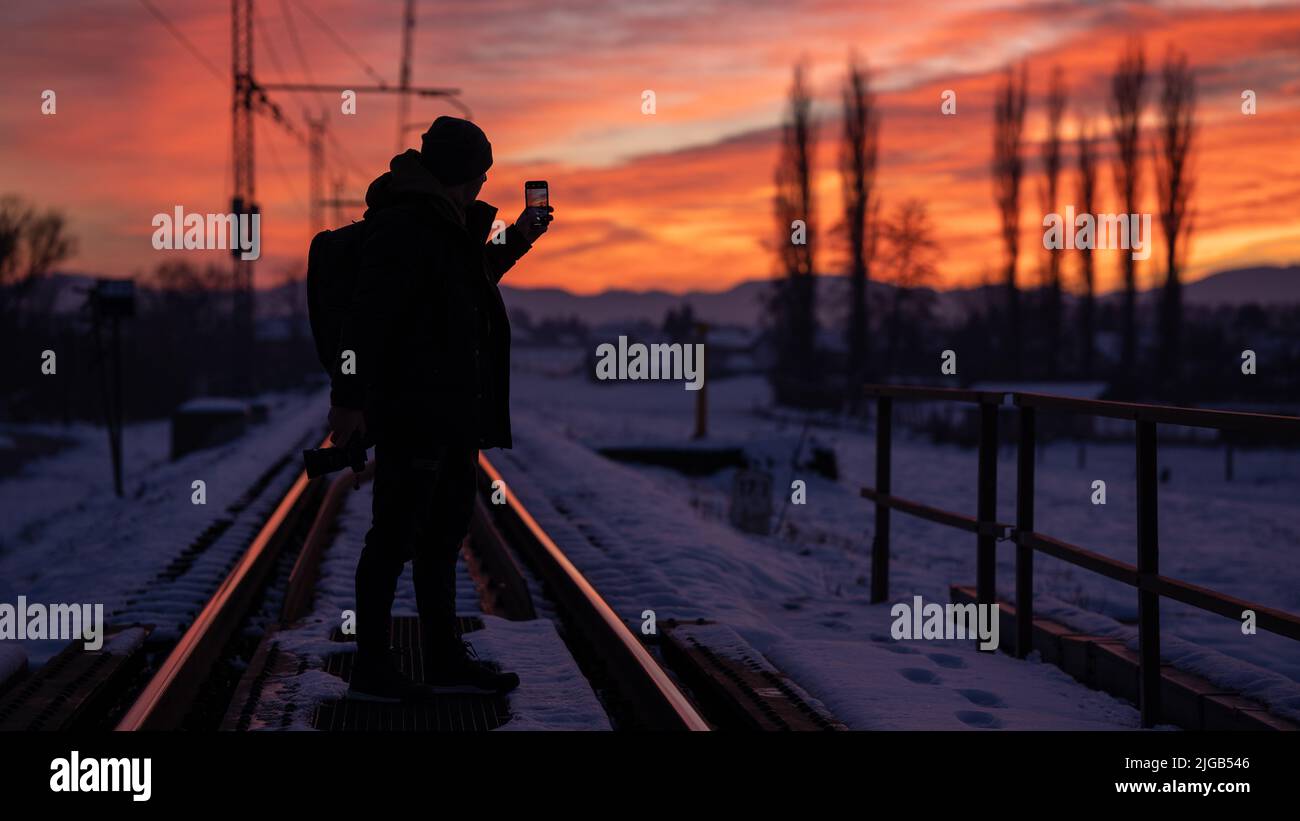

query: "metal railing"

left=860, top=385, right=1010, bottom=606
left=1012, top=392, right=1300, bottom=726
left=861, top=384, right=1300, bottom=727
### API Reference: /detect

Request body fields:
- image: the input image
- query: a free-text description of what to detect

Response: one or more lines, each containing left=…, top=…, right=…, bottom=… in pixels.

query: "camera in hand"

left=303, top=432, right=368, bottom=479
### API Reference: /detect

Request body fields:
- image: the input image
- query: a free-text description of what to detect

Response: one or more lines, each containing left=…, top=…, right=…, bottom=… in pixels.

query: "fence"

left=860, top=386, right=1010, bottom=606
left=860, top=384, right=1300, bottom=727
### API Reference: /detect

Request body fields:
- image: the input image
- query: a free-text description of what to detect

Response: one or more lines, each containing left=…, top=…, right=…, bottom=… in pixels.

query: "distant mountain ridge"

left=30, top=264, right=1300, bottom=327
left=501, top=265, right=1300, bottom=328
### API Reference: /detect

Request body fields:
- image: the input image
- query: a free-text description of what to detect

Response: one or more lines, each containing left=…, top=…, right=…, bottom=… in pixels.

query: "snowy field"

left=498, top=347, right=1300, bottom=727
left=2, top=346, right=1296, bottom=730
left=0, top=389, right=327, bottom=667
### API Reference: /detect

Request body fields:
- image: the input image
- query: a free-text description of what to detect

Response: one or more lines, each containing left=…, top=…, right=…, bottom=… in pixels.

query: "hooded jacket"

left=331, top=150, right=532, bottom=452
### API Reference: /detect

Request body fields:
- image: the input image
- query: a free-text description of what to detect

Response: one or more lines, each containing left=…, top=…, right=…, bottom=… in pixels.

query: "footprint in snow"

left=881, top=643, right=920, bottom=654
left=816, top=619, right=852, bottom=633
left=926, top=652, right=967, bottom=669
left=868, top=633, right=920, bottom=654
left=955, top=710, right=1003, bottom=729
left=900, top=668, right=941, bottom=685
left=957, top=689, right=1005, bottom=708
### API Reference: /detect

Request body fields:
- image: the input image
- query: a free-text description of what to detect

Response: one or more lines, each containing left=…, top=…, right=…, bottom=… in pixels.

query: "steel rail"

left=117, top=438, right=328, bottom=731
left=478, top=453, right=712, bottom=731
left=119, top=440, right=710, bottom=731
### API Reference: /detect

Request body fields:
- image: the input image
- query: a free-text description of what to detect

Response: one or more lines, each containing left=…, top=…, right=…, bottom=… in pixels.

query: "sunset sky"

left=1, top=0, right=1298, bottom=296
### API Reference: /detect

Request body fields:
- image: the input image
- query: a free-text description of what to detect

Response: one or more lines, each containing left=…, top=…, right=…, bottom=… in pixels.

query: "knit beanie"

left=420, top=116, right=493, bottom=185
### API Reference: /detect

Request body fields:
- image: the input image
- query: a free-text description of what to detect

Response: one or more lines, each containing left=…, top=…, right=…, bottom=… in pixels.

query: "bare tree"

left=143, top=260, right=233, bottom=333
left=1154, top=45, right=1196, bottom=383
left=1109, top=38, right=1146, bottom=381
left=1040, top=66, right=1067, bottom=377
left=840, top=52, right=881, bottom=389
left=881, top=199, right=939, bottom=376
left=770, top=61, right=819, bottom=401
left=1076, top=118, right=1099, bottom=379
left=992, top=63, right=1029, bottom=376
left=0, top=197, right=28, bottom=283
left=0, top=196, right=76, bottom=323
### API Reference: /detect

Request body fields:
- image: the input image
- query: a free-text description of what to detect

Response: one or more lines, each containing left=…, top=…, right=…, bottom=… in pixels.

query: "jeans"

left=354, top=442, right=478, bottom=665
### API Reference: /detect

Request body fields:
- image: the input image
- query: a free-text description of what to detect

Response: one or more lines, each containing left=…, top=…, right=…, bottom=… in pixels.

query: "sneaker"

left=425, top=641, right=520, bottom=695
left=348, top=653, right=439, bottom=703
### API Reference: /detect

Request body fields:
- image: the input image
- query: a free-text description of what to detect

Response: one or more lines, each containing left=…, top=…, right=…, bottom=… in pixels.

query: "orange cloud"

left=0, top=0, right=1296, bottom=297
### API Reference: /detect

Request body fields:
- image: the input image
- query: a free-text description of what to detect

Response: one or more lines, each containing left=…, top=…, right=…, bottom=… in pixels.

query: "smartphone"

left=525, top=180, right=549, bottom=227
left=525, top=180, right=549, bottom=209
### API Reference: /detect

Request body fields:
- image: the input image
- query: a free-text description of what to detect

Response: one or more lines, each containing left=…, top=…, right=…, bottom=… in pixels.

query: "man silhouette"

left=328, top=116, right=551, bottom=700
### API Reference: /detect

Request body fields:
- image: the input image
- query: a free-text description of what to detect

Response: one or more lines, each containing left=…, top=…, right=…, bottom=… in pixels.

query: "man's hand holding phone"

left=514, top=206, right=553, bottom=242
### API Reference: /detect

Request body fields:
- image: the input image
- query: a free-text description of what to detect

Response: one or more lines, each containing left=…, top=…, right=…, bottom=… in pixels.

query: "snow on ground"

left=494, top=347, right=1300, bottom=727
left=0, top=389, right=326, bottom=666
left=260, top=480, right=610, bottom=731
left=3, top=341, right=1293, bottom=729
left=491, top=415, right=1140, bottom=729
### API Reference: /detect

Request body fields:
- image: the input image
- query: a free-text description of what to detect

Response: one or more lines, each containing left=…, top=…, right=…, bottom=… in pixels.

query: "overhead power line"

left=279, top=0, right=329, bottom=112
left=136, top=0, right=225, bottom=83
left=288, top=0, right=389, bottom=87
left=325, top=131, right=366, bottom=184
left=253, top=3, right=291, bottom=85
left=257, top=116, right=307, bottom=214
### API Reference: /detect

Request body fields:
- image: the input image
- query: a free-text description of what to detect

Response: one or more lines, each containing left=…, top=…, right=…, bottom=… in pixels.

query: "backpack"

left=306, top=221, right=367, bottom=375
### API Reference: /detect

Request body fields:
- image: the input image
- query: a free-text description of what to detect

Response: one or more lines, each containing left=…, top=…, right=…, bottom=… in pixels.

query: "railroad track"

left=115, top=440, right=331, bottom=731
left=119, top=447, right=711, bottom=731
left=473, top=454, right=710, bottom=731
left=472, top=453, right=841, bottom=732
left=3, top=437, right=837, bottom=732
left=0, top=432, right=326, bottom=732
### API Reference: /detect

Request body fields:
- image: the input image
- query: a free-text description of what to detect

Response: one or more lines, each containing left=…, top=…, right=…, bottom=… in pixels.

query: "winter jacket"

left=330, top=150, right=531, bottom=452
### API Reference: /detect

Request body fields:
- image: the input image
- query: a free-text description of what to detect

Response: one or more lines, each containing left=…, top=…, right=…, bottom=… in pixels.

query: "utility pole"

left=396, top=0, right=416, bottom=155
left=229, top=0, right=469, bottom=298
left=90, top=279, right=135, bottom=498
left=325, top=178, right=362, bottom=227
left=306, top=111, right=327, bottom=236
left=231, top=0, right=256, bottom=396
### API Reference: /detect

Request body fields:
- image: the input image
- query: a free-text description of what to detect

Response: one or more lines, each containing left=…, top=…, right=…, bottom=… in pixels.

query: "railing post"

left=1136, top=420, right=1161, bottom=727
left=1015, top=405, right=1035, bottom=658
left=976, top=398, right=998, bottom=612
left=871, top=396, right=892, bottom=604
